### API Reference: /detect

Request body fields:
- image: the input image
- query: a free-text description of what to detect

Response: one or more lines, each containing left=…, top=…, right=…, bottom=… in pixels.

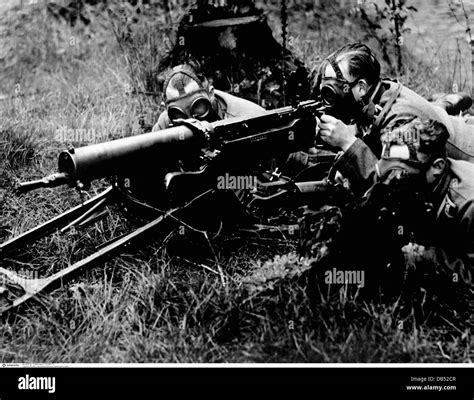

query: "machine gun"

left=0, top=100, right=338, bottom=316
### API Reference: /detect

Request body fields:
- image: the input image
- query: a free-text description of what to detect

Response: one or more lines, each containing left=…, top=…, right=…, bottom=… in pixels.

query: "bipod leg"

left=0, top=189, right=215, bottom=317
left=0, top=207, right=178, bottom=317
left=0, top=186, right=115, bottom=258
left=59, top=196, right=109, bottom=234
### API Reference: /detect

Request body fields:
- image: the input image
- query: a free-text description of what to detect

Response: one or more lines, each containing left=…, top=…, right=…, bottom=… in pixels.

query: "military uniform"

left=152, top=89, right=265, bottom=131
left=426, top=159, right=474, bottom=286
left=334, top=80, right=474, bottom=194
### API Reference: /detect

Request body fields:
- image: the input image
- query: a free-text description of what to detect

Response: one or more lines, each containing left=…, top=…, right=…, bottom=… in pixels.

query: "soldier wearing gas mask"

left=314, top=43, right=474, bottom=195
left=153, top=63, right=265, bottom=132
left=127, top=63, right=266, bottom=209
left=373, top=117, right=474, bottom=289
left=152, top=62, right=317, bottom=186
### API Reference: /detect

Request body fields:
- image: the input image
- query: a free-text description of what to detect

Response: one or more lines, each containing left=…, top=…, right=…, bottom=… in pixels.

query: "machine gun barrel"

left=16, top=99, right=328, bottom=194
left=57, top=124, right=200, bottom=183
left=17, top=124, right=203, bottom=193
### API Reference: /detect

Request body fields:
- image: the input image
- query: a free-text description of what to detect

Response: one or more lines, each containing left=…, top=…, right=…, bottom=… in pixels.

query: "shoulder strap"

left=327, top=55, right=345, bottom=81
left=213, top=90, right=228, bottom=119
left=371, top=80, right=402, bottom=134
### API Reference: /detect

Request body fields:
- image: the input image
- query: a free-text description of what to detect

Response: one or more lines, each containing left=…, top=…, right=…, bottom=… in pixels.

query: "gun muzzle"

left=16, top=172, right=71, bottom=194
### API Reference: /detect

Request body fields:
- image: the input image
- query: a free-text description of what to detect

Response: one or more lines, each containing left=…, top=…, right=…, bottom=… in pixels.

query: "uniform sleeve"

left=445, top=115, right=474, bottom=163
left=332, top=100, right=433, bottom=196
left=426, top=200, right=474, bottom=287
left=333, top=137, right=379, bottom=195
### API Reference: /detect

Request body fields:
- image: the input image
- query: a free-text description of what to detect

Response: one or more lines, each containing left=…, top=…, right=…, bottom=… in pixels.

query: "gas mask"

left=163, top=65, right=221, bottom=125
left=318, top=55, right=361, bottom=123
left=375, top=143, right=430, bottom=190
left=166, top=89, right=218, bottom=124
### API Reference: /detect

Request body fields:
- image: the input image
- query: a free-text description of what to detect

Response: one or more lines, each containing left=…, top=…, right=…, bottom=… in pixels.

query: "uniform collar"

left=368, top=80, right=383, bottom=104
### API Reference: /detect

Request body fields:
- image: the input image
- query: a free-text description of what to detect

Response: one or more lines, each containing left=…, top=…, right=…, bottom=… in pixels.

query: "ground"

left=0, top=1, right=472, bottom=362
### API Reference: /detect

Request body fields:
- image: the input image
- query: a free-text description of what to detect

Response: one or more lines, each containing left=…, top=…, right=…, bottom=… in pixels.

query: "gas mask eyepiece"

left=166, top=90, right=213, bottom=123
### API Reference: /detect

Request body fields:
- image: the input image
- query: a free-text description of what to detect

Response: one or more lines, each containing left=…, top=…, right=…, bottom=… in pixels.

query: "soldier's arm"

left=332, top=137, right=379, bottom=196
left=331, top=112, right=420, bottom=195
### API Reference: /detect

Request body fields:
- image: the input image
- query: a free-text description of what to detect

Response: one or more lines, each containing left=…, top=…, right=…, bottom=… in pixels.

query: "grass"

left=0, top=1, right=472, bottom=363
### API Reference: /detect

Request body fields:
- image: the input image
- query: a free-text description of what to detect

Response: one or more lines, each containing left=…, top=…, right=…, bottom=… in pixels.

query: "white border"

left=2, top=363, right=473, bottom=368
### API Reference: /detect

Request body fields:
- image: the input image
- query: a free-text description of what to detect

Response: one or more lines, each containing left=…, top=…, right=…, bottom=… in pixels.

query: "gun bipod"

left=0, top=184, right=194, bottom=317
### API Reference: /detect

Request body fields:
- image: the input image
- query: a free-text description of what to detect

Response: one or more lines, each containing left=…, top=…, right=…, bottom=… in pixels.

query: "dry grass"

left=0, top=1, right=472, bottom=363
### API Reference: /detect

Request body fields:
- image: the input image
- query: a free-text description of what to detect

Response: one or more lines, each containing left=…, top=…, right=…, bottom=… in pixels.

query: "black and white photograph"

left=1, top=0, right=474, bottom=394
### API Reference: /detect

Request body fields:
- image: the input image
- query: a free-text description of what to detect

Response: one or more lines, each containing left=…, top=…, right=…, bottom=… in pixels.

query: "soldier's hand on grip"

left=318, top=114, right=357, bottom=152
